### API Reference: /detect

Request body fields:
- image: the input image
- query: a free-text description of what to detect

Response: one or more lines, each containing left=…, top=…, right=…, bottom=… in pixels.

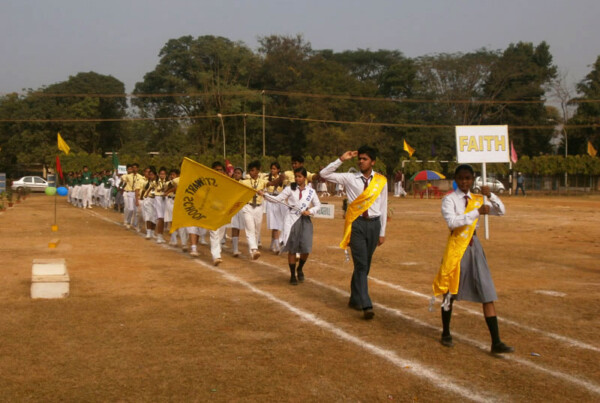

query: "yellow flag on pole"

left=171, top=157, right=256, bottom=232
left=588, top=141, right=597, bottom=157
left=403, top=139, right=415, bottom=157
left=57, top=133, right=70, bottom=155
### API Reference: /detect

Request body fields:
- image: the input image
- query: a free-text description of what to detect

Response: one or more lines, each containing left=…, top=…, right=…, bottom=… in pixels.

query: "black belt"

left=248, top=203, right=262, bottom=207
left=357, top=216, right=380, bottom=222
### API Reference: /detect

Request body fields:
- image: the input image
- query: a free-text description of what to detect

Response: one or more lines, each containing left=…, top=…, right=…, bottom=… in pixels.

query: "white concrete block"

left=31, top=259, right=70, bottom=299
left=32, top=259, right=67, bottom=276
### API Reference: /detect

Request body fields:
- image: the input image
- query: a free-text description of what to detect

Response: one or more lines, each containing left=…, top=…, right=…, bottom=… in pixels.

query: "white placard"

left=455, top=125, right=510, bottom=163
left=314, top=203, right=334, bottom=219
left=117, top=165, right=127, bottom=175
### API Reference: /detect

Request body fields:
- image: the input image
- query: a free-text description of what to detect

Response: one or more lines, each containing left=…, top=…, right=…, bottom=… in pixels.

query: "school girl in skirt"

left=141, top=167, right=157, bottom=240
left=153, top=167, right=168, bottom=244
left=265, top=162, right=285, bottom=253
left=436, top=164, right=514, bottom=354
left=268, top=167, right=321, bottom=285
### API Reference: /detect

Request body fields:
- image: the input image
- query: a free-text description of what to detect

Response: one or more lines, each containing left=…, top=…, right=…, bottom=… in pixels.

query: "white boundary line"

left=254, top=259, right=600, bottom=397
left=86, top=210, right=600, bottom=397
left=193, top=259, right=498, bottom=403
left=313, top=258, right=600, bottom=354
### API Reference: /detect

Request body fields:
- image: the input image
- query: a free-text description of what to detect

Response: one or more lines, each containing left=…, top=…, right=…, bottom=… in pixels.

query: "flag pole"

left=482, top=162, right=489, bottom=240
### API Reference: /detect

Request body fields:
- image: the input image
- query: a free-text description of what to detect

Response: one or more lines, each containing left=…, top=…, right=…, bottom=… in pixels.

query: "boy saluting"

left=319, top=146, right=387, bottom=320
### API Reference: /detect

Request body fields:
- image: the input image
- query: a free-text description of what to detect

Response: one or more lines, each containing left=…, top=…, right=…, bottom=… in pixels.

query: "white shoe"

left=88, top=206, right=92, bottom=209
left=190, top=250, right=199, bottom=257
left=125, top=224, right=131, bottom=229
left=156, top=237, right=166, bottom=244
left=169, top=241, right=178, bottom=247
left=213, top=258, right=223, bottom=266
left=251, top=249, right=261, bottom=260
left=232, top=250, right=241, bottom=258
left=145, top=233, right=152, bottom=240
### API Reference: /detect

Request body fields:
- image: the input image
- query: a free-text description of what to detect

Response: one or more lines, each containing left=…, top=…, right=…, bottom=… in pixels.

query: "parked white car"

left=11, top=176, right=49, bottom=192
left=473, top=177, right=505, bottom=194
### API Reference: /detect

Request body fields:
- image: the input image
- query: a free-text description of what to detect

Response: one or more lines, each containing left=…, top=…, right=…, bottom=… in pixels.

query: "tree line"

left=1, top=34, right=599, bottom=177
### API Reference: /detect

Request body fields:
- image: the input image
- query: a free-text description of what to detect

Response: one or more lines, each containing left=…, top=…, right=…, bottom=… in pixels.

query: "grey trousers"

left=349, top=216, right=381, bottom=310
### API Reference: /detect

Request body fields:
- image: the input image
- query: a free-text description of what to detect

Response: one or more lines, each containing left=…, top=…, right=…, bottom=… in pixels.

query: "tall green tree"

left=482, top=42, right=557, bottom=156
left=133, top=35, right=261, bottom=156
left=570, top=55, right=600, bottom=155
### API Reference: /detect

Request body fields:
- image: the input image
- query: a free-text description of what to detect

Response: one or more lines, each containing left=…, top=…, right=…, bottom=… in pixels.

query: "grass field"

left=0, top=193, right=599, bottom=402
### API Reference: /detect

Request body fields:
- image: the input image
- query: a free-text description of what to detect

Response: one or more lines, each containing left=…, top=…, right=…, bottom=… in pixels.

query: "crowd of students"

left=62, top=149, right=514, bottom=354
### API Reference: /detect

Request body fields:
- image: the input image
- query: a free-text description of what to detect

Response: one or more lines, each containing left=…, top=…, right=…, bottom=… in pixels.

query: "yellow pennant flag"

left=403, top=139, right=415, bottom=157
left=57, top=133, right=70, bottom=155
left=588, top=141, right=597, bottom=157
left=171, top=157, right=256, bottom=232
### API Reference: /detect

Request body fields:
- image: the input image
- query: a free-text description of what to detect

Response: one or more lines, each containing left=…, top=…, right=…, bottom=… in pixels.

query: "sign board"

left=117, top=165, right=127, bottom=175
left=314, top=203, right=334, bottom=219
left=455, top=125, right=510, bottom=163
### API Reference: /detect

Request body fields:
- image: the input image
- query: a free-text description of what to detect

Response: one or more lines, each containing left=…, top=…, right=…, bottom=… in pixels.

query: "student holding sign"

left=432, top=164, right=514, bottom=354
left=265, top=167, right=321, bottom=285
left=319, top=146, right=388, bottom=320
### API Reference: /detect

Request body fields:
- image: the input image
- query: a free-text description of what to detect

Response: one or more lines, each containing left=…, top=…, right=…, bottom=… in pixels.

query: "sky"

left=1, top=0, right=598, bottom=95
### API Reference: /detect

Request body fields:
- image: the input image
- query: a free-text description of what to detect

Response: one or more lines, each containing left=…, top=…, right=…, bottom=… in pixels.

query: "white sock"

left=170, top=233, right=177, bottom=243
left=191, top=245, right=197, bottom=252
left=147, top=229, right=153, bottom=237
left=232, top=237, right=239, bottom=252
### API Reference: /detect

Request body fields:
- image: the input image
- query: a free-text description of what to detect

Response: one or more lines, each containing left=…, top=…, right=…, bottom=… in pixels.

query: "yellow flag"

left=57, top=133, right=70, bottom=155
left=171, top=157, right=256, bottom=232
left=588, top=141, right=597, bottom=157
left=403, top=139, right=415, bottom=157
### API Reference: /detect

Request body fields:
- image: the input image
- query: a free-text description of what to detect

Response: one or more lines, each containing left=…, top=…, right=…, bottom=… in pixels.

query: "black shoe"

left=491, top=342, right=514, bottom=354
left=440, top=335, right=454, bottom=347
left=297, top=270, right=304, bottom=283
left=289, top=276, right=298, bottom=286
left=348, top=300, right=362, bottom=311
left=363, top=308, right=374, bottom=320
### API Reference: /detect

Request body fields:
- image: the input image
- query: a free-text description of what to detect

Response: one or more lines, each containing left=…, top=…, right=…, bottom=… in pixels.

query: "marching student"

left=432, top=164, right=514, bottom=354
left=141, top=167, right=158, bottom=240
left=267, top=167, right=321, bottom=285
left=207, top=161, right=230, bottom=266
left=281, top=155, right=318, bottom=188
left=240, top=160, right=280, bottom=260
left=319, top=146, right=388, bottom=320
left=120, top=163, right=143, bottom=229
left=264, top=162, right=285, bottom=253
left=229, top=167, right=245, bottom=257
left=153, top=167, right=168, bottom=244
left=163, top=168, right=179, bottom=247
left=80, top=166, right=93, bottom=208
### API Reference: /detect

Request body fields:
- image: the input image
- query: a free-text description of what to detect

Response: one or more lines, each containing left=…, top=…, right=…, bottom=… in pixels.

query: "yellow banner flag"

left=588, top=141, right=597, bottom=157
left=403, top=139, right=415, bottom=157
left=57, top=133, right=70, bottom=155
left=171, top=157, right=256, bottom=232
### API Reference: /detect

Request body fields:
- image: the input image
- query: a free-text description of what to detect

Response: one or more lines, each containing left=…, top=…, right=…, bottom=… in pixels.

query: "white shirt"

left=272, top=185, right=321, bottom=216
left=441, top=189, right=505, bottom=230
left=319, top=158, right=388, bottom=237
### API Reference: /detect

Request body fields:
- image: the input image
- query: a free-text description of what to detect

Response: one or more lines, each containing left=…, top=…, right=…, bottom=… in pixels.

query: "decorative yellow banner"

left=340, top=173, right=386, bottom=249
left=171, top=158, right=256, bottom=232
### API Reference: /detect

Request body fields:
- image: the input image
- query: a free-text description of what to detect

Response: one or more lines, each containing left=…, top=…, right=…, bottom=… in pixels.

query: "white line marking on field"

left=193, top=259, right=497, bottom=403
left=255, top=260, right=600, bottom=397
left=86, top=210, right=600, bottom=396
left=313, top=259, right=600, bottom=354
left=534, top=290, right=567, bottom=297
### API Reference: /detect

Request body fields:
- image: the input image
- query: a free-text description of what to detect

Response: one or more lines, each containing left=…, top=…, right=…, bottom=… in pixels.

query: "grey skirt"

left=454, top=235, right=498, bottom=303
left=281, top=215, right=313, bottom=254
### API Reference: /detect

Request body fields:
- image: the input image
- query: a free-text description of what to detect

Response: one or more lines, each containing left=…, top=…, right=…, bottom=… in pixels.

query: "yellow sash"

left=340, top=173, right=387, bottom=249
left=432, top=194, right=483, bottom=296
